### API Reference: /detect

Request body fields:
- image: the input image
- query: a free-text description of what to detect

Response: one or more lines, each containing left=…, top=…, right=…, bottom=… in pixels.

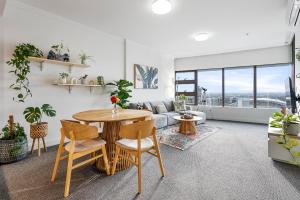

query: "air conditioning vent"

left=288, top=0, right=300, bottom=26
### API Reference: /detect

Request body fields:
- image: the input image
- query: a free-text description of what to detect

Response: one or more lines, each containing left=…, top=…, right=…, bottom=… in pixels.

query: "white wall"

left=1, top=1, right=174, bottom=147
left=175, top=45, right=292, bottom=124
left=125, top=40, right=174, bottom=102
left=175, top=45, right=291, bottom=70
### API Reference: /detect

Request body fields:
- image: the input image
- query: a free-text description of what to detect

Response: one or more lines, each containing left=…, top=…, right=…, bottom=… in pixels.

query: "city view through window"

left=176, top=64, right=292, bottom=108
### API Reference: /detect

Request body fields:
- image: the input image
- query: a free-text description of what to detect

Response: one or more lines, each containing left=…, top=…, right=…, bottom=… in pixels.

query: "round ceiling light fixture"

left=194, top=33, right=210, bottom=41
left=152, top=0, right=172, bottom=15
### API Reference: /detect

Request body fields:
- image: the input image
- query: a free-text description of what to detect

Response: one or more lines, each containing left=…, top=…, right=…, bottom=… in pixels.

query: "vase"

left=112, top=104, right=118, bottom=114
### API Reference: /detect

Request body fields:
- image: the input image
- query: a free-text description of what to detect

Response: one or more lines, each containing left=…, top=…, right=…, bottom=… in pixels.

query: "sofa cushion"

left=143, top=102, right=153, bottom=112
left=150, top=101, right=166, bottom=114
left=173, top=101, right=186, bottom=112
left=156, top=104, right=168, bottom=114
left=161, top=112, right=179, bottom=126
left=152, top=114, right=168, bottom=129
left=163, top=100, right=175, bottom=112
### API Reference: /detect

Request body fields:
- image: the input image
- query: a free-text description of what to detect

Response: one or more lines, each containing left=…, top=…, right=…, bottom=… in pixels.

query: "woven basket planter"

left=0, top=139, right=28, bottom=164
left=30, top=122, right=48, bottom=139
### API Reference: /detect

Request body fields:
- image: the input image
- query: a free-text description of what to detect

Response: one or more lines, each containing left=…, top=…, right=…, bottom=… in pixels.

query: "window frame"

left=175, top=63, right=293, bottom=107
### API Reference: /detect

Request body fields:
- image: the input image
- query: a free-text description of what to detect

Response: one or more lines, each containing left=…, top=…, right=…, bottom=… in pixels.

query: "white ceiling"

left=16, top=0, right=290, bottom=58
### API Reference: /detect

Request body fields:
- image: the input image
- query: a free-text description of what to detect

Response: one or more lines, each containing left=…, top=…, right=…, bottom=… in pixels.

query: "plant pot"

left=81, top=79, right=88, bottom=85
left=0, top=139, right=28, bottom=164
left=285, top=122, right=300, bottom=135
left=59, top=77, right=67, bottom=84
left=30, top=122, right=48, bottom=139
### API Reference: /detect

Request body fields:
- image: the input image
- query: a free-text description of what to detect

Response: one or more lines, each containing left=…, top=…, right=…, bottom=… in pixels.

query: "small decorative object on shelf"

left=106, top=79, right=133, bottom=109
left=70, top=77, right=78, bottom=84
left=79, top=52, right=93, bottom=65
left=111, top=96, right=120, bottom=114
left=0, top=115, right=28, bottom=164
left=23, top=104, right=56, bottom=157
left=89, top=80, right=95, bottom=85
left=48, top=42, right=70, bottom=62
left=79, top=74, right=88, bottom=85
left=58, top=72, right=69, bottom=84
left=181, top=113, right=194, bottom=119
left=97, top=76, right=105, bottom=85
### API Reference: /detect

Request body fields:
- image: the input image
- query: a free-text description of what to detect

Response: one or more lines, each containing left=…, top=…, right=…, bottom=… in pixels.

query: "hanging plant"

left=6, top=43, right=43, bottom=102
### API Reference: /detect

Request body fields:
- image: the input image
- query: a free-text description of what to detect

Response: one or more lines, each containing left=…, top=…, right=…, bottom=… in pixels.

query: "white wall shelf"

left=29, top=57, right=90, bottom=73
left=53, top=83, right=104, bottom=94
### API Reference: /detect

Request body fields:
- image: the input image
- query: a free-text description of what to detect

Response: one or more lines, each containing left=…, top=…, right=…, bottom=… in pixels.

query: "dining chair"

left=111, top=119, right=165, bottom=194
left=51, top=120, right=110, bottom=197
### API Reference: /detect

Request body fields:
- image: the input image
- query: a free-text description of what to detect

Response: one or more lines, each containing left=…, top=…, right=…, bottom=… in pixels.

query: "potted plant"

left=79, top=52, right=92, bottom=65
left=23, top=104, right=56, bottom=150
left=6, top=43, right=43, bottom=102
left=97, top=76, right=105, bottom=85
left=58, top=72, right=69, bottom=84
left=0, top=115, right=28, bottom=164
left=106, top=79, right=133, bottom=108
left=79, top=74, right=88, bottom=85
left=270, top=108, right=300, bottom=165
left=48, top=42, right=70, bottom=62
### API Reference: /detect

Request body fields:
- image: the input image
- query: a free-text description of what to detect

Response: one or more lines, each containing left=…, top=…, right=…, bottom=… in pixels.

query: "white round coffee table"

left=173, top=115, right=202, bottom=135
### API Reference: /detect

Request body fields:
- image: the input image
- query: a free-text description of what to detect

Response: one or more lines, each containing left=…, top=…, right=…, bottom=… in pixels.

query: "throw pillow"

left=174, top=101, right=186, bottom=112
left=143, top=102, right=153, bottom=112
left=156, top=104, right=168, bottom=114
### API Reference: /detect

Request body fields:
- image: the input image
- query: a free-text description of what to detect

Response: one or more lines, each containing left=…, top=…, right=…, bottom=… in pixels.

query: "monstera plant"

left=7, top=43, right=43, bottom=103
left=106, top=80, right=133, bottom=108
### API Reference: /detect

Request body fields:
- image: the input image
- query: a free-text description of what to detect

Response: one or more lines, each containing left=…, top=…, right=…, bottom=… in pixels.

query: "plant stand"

left=30, top=123, right=48, bottom=157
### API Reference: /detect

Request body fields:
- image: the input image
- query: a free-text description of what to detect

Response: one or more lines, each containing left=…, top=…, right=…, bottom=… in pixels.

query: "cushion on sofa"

left=163, top=100, right=175, bottom=112
left=161, top=112, right=179, bottom=126
left=152, top=114, right=168, bottom=129
left=173, top=101, right=186, bottom=112
left=150, top=101, right=166, bottom=114
left=156, top=104, right=168, bottom=114
left=143, top=102, right=153, bottom=112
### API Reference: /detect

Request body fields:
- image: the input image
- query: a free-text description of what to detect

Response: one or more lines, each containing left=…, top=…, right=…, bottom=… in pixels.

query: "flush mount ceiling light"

left=194, top=33, right=210, bottom=41
left=152, top=0, right=172, bottom=15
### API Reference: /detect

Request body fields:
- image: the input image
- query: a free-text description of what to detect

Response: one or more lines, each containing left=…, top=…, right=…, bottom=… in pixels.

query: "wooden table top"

left=73, top=109, right=152, bottom=122
left=173, top=115, right=202, bottom=122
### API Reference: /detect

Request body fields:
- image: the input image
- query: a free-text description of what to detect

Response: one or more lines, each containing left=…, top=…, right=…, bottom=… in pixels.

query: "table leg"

left=179, top=121, right=196, bottom=135
left=97, top=121, right=132, bottom=173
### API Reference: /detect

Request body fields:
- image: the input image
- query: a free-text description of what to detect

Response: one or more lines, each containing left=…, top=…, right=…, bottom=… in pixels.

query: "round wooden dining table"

left=72, top=109, right=152, bottom=173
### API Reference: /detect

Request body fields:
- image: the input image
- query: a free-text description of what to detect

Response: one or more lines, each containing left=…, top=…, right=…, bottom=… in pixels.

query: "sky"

left=176, top=64, right=292, bottom=94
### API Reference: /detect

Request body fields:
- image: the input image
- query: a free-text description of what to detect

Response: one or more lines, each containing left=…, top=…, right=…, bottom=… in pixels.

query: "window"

left=256, top=64, right=292, bottom=108
left=175, top=63, right=292, bottom=108
left=197, top=69, right=222, bottom=106
left=224, top=67, right=253, bottom=107
left=175, top=71, right=197, bottom=104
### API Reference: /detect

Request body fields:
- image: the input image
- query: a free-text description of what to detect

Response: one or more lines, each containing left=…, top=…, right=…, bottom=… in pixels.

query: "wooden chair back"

left=60, top=120, right=98, bottom=140
left=119, top=120, right=155, bottom=139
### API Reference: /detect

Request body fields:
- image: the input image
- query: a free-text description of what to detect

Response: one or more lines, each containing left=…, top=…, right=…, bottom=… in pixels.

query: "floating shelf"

left=29, top=57, right=90, bottom=72
left=53, top=83, right=104, bottom=94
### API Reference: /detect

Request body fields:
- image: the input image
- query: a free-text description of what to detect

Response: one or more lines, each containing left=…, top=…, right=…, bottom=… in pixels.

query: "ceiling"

left=16, top=0, right=290, bottom=58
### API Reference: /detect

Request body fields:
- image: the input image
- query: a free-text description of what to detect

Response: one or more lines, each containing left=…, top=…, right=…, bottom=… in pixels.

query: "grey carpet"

left=1, top=120, right=300, bottom=200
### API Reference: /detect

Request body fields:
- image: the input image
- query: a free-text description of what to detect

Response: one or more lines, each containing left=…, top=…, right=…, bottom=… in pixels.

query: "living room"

left=1, top=0, right=300, bottom=200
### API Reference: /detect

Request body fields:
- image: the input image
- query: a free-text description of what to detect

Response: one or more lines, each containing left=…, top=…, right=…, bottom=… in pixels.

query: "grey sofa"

left=129, top=100, right=206, bottom=129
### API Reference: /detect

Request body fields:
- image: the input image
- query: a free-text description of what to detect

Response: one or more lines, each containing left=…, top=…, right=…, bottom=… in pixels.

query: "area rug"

left=159, top=125, right=220, bottom=150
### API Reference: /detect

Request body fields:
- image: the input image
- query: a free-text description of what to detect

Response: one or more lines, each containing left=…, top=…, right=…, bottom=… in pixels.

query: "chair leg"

left=31, top=139, right=36, bottom=154
left=153, top=135, right=165, bottom=177
left=64, top=153, right=74, bottom=198
left=42, top=137, right=47, bottom=152
left=101, top=146, right=110, bottom=175
left=111, top=146, right=120, bottom=175
left=38, top=138, right=41, bottom=157
left=137, top=152, right=142, bottom=194
left=51, top=144, right=63, bottom=182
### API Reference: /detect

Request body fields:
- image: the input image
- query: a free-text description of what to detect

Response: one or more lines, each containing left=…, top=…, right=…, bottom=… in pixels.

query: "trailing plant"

left=23, top=104, right=56, bottom=124
left=79, top=74, right=88, bottom=81
left=6, top=43, right=43, bottom=102
left=270, top=108, right=300, bottom=165
left=79, top=52, right=92, bottom=64
left=106, top=80, right=133, bottom=108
